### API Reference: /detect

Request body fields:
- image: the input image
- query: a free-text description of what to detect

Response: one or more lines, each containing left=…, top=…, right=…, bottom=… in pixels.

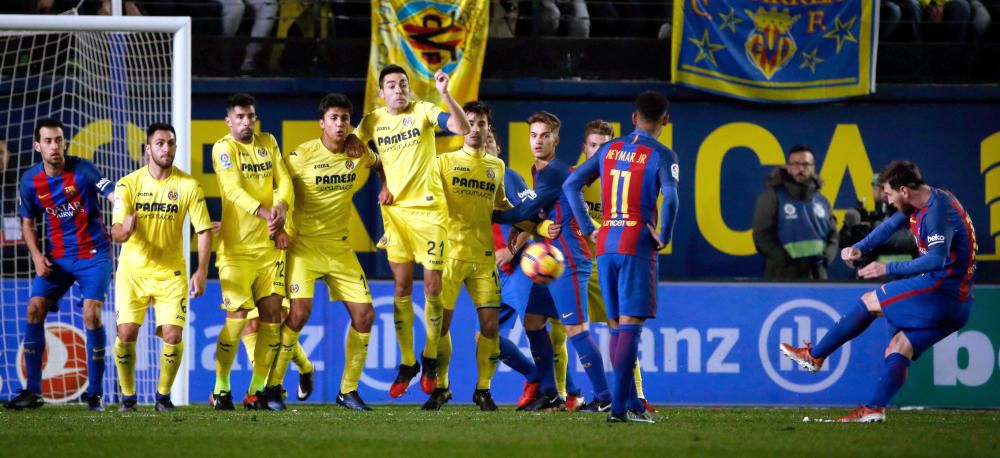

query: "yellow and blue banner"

left=364, top=0, right=488, bottom=116
left=671, top=0, right=878, bottom=102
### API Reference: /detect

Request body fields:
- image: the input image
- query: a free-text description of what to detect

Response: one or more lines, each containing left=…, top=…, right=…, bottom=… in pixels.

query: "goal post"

left=0, top=13, right=192, bottom=405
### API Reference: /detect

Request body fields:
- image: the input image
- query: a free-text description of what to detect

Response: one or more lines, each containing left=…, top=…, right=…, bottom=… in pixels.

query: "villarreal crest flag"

left=671, top=0, right=878, bottom=103
left=364, top=0, right=488, bottom=118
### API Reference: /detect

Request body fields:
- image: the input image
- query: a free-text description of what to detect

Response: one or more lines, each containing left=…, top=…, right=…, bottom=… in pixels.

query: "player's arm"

left=848, top=211, right=908, bottom=261
left=83, top=159, right=116, bottom=202
left=110, top=181, right=137, bottom=243
left=188, top=182, right=214, bottom=297
left=212, top=143, right=265, bottom=218
left=269, top=139, right=293, bottom=234
left=655, top=158, right=680, bottom=249
left=17, top=180, right=51, bottom=276
left=493, top=179, right=555, bottom=224
left=433, top=70, right=471, bottom=135
left=562, top=152, right=601, bottom=236
left=751, top=187, right=789, bottom=262
left=877, top=205, right=951, bottom=277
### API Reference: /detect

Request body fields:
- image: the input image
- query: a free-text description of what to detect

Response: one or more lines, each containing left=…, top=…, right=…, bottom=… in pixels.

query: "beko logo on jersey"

left=134, top=202, right=179, bottom=213
left=45, top=201, right=83, bottom=218
left=376, top=128, right=420, bottom=146
left=96, top=178, right=112, bottom=191
left=315, top=173, right=357, bottom=185
left=605, top=149, right=648, bottom=164
left=241, top=161, right=273, bottom=173
left=517, top=189, right=537, bottom=201
left=927, top=234, right=945, bottom=246
left=451, top=177, right=496, bottom=191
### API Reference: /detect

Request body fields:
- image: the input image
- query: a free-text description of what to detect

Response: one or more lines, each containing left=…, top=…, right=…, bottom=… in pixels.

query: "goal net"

left=0, top=13, right=191, bottom=405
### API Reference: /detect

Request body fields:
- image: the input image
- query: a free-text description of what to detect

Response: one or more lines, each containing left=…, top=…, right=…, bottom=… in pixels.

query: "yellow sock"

left=214, top=317, right=247, bottom=394
left=248, top=321, right=281, bottom=394
left=422, top=294, right=444, bottom=360
left=634, top=359, right=645, bottom=399
left=476, top=335, right=500, bottom=390
left=550, top=320, right=569, bottom=397
left=436, top=333, right=452, bottom=389
left=292, top=342, right=313, bottom=374
left=393, top=296, right=416, bottom=366
left=340, top=326, right=371, bottom=393
left=241, top=332, right=258, bottom=367
left=157, top=341, right=184, bottom=396
left=266, top=324, right=300, bottom=388
left=114, top=338, right=136, bottom=396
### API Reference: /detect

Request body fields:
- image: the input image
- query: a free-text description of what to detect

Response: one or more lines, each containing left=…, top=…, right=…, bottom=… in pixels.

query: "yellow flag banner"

left=364, top=0, right=488, bottom=126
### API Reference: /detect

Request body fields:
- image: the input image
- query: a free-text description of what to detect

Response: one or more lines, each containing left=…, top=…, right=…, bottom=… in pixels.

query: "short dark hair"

left=634, top=92, right=669, bottom=122
left=225, top=92, right=256, bottom=111
left=318, top=93, right=353, bottom=117
left=34, top=117, right=63, bottom=141
left=378, top=65, right=408, bottom=88
left=583, top=119, right=614, bottom=138
left=878, top=160, right=925, bottom=190
left=146, top=123, right=176, bottom=142
left=527, top=111, right=561, bottom=133
left=462, top=101, right=492, bottom=124
left=788, top=145, right=813, bottom=156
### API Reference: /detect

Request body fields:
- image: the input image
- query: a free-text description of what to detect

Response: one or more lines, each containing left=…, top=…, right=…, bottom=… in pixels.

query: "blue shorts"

left=876, top=276, right=973, bottom=360
left=597, top=252, right=658, bottom=321
left=499, top=267, right=533, bottom=318
left=31, top=256, right=113, bottom=303
left=526, top=258, right=591, bottom=325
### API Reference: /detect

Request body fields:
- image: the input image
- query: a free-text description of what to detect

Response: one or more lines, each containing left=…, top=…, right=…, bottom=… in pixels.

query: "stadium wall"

left=6, top=280, right=996, bottom=407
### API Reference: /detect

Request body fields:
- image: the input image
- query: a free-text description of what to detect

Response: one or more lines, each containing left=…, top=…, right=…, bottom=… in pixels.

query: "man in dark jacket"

left=752, top=145, right=839, bottom=280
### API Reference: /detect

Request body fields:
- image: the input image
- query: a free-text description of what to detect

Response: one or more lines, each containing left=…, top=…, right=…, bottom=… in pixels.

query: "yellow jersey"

left=581, top=174, right=603, bottom=257
left=113, top=166, right=212, bottom=279
left=211, top=132, right=293, bottom=257
left=284, top=138, right=376, bottom=241
left=437, top=147, right=512, bottom=263
left=355, top=100, right=447, bottom=216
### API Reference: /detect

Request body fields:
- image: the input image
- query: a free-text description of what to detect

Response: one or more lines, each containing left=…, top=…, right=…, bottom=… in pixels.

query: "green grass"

left=1, top=405, right=998, bottom=457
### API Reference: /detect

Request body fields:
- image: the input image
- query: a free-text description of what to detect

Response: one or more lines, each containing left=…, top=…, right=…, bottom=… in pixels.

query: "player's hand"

left=841, top=247, right=862, bottom=263
left=210, top=221, right=222, bottom=233
left=268, top=201, right=288, bottom=234
left=547, top=224, right=562, bottom=239
left=588, top=230, right=598, bottom=243
left=647, top=223, right=666, bottom=250
left=344, top=134, right=364, bottom=159
left=507, top=227, right=522, bottom=250
left=434, top=70, right=450, bottom=94
left=32, top=253, right=53, bottom=277
left=378, top=185, right=394, bottom=205
left=189, top=268, right=208, bottom=298
left=121, top=213, right=138, bottom=237
left=495, top=247, right=513, bottom=267
left=256, top=205, right=273, bottom=222
left=273, top=228, right=290, bottom=250
left=857, top=261, right=887, bottom=279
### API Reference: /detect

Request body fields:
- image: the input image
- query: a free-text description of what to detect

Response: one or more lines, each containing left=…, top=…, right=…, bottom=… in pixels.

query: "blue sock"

left=612, top=324, right=641, bottom=416
left=811, top=301, right=875, bottom=359
left=867, top=353, right=911, bottom=408
left=499, top=335, right=539, bottom=383
left=86, top=327, right=106, bottom=397
left=24, top=322, right=46, bottom=394
left=570, top=331, right=610, bottom=401
left=526, top=328, right=557, bottom=396
left=627, top=375, right=644, bottom=412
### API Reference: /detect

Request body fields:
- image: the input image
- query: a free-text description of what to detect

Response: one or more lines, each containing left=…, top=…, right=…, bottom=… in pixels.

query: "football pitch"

left=1, top=405, right=997, bottom=457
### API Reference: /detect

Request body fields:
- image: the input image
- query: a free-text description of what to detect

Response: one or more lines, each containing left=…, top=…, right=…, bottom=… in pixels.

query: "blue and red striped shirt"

left=856, top=188, right=976, bottom=301
left=18, top=156, right=114, bottom=260
left=564, top=129, right=679, bottom=256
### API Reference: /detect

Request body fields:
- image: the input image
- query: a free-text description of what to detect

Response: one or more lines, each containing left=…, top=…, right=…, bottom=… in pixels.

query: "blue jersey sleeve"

left=563, top=152, right=601, bottom=235
left=18, top=175, right=39, bottom=219
left=494, top=172, right=558, bottom=224
left=79, top=159, right=114, bottom=199
left=656, top=151, right=679, bottom=244
left=854, top=211, right=908, bottom=254
left=886, top=200, right=952, bottom=276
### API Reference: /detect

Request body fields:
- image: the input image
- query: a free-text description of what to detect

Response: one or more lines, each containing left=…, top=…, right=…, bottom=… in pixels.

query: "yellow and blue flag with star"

left=671, top=0, right=878, bottom=103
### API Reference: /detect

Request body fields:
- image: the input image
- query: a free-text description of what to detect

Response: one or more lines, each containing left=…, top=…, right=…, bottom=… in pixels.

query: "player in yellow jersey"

left=353, top=64, right=471, bottom=397
left=111, top=123, right=213, bottom=412
left=256, top=93, right=378, bottom=411
left=210, top=93, right=294, bottom=410
left=420, top=101, right=509, bottom=411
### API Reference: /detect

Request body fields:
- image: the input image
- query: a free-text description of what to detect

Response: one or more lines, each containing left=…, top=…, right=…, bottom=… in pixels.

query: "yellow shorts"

left=217, top=249, right=286, bottom=312
left=246, top=297, right=290, bottom=321
left=287, top=239, right=372, bottom=304
left=115, top=269, right=187, bottom=328
left=440, top=258, right=501, bottom=310
left=378, top=206, right=447, bottom=270
left=586, top=263, right=608, bottom=323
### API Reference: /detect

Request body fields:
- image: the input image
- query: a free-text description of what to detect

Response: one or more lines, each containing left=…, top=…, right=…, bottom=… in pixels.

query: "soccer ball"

left=520, top=242, right=566, bottom=283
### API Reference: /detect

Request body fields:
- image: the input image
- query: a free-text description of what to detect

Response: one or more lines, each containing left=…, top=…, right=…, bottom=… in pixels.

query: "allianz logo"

left=759, top=299, right=850, bottom=394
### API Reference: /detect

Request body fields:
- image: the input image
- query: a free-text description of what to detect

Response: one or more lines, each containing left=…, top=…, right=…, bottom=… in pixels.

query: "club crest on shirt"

left=63, top=185, right=78, bottom=198
left=257, top=147, right=268, bottom=157
left=402, top=116, right=414, bottom=128
left=290, top=283, right=300, bottom=294
left=345, top=160, right=355, bottom=170
left=168, top=189, right=179, bottom=201
left=220, top=153, right=233, bottom=169
left=486, top=167, right=495, bottom=180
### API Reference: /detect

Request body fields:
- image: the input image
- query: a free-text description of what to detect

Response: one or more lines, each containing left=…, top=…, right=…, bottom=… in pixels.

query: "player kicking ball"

left=781, top=160, right=976, bottom=423
left=565, top=92, right=680, bottom=423
left=111, top=123, right=213, bottom=412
